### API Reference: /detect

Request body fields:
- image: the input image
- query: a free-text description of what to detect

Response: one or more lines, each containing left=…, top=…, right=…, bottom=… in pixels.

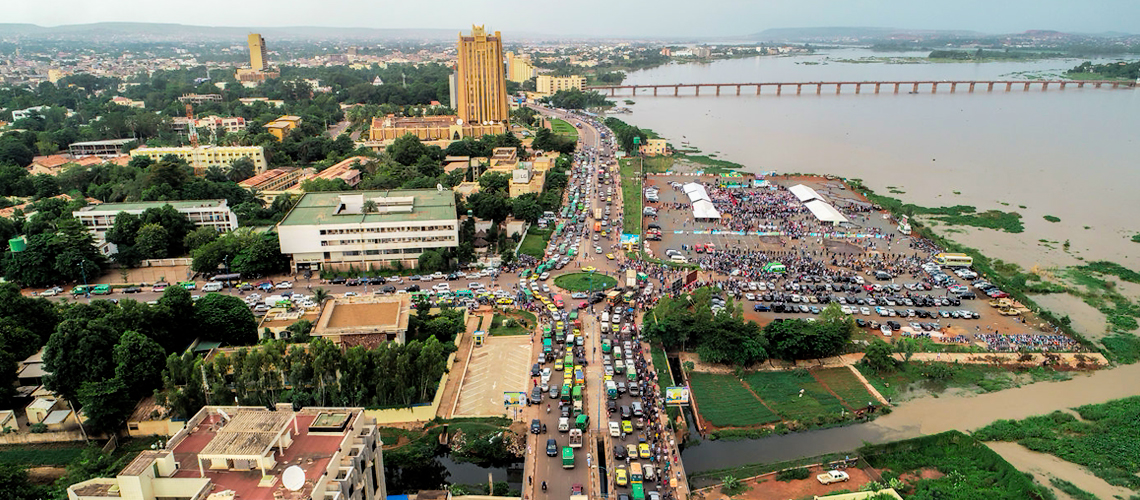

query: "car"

left=530, top=419, right=542, bottom=434
left=583, top=266, right=597, bottom=273
left=639, top=442, right=651, bottom=458
left=621, top=420, right=633, bottom=434
left=609, top=421, right=621, bottom=437
left=497, top=297, right=514, bottom=305
left=549, top=386, right=560, bottom=399
left=613, top=445, right=627, bottom=459
left=571, top=484, right=584, bottom=496
left=615, top=467, right=628, bottom=486
left=817, top=470, right=850, bottom=484
left=530, top=387, right=543, bottom=405
left=753, top=304, right=771, bottom=312
left=123, top=286, right=141, bottom=294
left=606, top=253, right=615, bottom=260
left=626, top=443, right=638, bottom=458
left=547, top=438, right=558, bottom=456
left=571, top=292, right=588, bottom=299
left=275, top=282, right=293, bottom=289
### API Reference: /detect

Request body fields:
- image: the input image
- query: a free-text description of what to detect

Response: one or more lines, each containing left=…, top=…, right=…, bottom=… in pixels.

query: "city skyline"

left=6, top=0, right=1139, bottom=38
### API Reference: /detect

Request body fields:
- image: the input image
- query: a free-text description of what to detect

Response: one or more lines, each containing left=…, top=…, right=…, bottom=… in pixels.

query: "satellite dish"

left=437, top=183, right=444, bottom=191
left=282, top=465, right=305, bottom=491
left=456, top=118, right=464, bottom=126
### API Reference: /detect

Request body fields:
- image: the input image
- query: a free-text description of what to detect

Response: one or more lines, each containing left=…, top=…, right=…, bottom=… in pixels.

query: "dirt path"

left=844, top=365, right=890, bottom=405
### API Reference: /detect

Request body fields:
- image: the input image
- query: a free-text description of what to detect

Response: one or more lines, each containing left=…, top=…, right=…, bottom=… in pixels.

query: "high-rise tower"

left=456, top=26, right=509, bottom=125
left=248, top=34, right=268, bottom=71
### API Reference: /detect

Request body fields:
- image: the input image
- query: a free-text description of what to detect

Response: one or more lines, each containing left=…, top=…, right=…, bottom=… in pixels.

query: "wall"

left=363, top=318, right=464, bottom=425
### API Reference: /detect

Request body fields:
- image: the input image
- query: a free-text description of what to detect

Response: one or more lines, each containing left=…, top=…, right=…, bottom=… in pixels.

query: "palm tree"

left=313, top=287, right=331, bottom=305
left=362, top=200, right=378, bottom=214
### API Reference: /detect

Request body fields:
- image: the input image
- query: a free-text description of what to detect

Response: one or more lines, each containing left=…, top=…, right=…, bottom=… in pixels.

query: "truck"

left=606, top=380, right=618, bottom=399
left=568, top=428, right=584, bottom=448
left=817, top=470, right=850, bottom=485
left=626, top=269, right=637, bottom=289
left=595, top=208, right=603, bottom=220
left=562, top=447, right=575, bottom=468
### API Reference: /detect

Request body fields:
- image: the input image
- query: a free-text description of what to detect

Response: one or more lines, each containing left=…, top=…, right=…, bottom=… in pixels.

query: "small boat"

left=908, top=91, right=919, bottom=95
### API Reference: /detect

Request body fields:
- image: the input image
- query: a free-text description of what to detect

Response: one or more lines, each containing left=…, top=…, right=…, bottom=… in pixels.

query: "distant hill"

left=751, top=27, right=987, bottom=42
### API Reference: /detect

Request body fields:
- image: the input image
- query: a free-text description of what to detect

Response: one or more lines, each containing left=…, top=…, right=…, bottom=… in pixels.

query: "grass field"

left=550, top=118, right=579, bottom=140
left=812, top=367, right=878, bottom=408
left=688, top=372, right=781, bottom=427
left=518, top=228, right=552, bottom=259
left=0, top=443, right=86, bottom=466
left=553, top=272, right=617, bottom=292
left=744, top=371, right=846, bottom=422
left=619, top=158, right=642, bottom=236
left=489, top=313, right=530, bottom=336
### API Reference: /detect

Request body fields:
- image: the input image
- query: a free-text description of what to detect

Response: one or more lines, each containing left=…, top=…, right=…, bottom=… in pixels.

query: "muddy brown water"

left=682, top=362, right=1140, bottom=474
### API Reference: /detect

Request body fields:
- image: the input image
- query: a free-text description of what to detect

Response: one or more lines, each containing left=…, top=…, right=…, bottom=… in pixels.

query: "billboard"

left=665, top=386, right=691, bottom=406
left=503, top=392, right=527, bottom=409
left=620, top=233, right=640, bottom=245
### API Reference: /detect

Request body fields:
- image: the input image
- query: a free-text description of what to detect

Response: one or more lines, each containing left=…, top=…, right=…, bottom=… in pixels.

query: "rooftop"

left=315, top=294, right=411, bottom=335
left=278, top=189, right=456, bottom=226
left=75, top=199, right=228, bottom=213
left=70, top=138, right=135, bottom=147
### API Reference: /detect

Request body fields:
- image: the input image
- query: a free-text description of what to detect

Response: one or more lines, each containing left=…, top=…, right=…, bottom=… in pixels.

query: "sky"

left=9, top=0, right=1139, bottom=38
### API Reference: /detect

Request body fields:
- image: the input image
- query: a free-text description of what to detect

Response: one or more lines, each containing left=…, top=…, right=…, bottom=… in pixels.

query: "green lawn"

left=688, top=372, right=781, bottom=427
left=553, top=272, right=617, bottom=292
left=812, top=367, right=878, bottom=409
left=518, top=228, right=552, bottom=259
left=550, top=118, right=579, bottom=140
left=744, top=371, right=846, bottom=423
left=619, top=158, right=642, bottom=236
left=489, top=313, right=530, bottom=336
left=0, top=443, right=86, bottom=466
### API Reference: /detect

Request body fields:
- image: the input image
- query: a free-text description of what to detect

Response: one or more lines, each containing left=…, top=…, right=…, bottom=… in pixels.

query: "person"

left=541, top=481, right=547, bottom=491
left=547, top=404, right=551, bottom=413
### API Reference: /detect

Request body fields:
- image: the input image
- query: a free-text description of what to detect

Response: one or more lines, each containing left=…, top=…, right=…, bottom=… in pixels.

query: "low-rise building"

left=508, top=161, right=547, bottom=198
left=109, top=96, right=145, bottom=108
left=67, top=405, right=385, bottom=500
left=73, top=199, right=239, bottom=255
left=26, top=155, right=106, bottom=176
left=308, top=156, right=369, bottom=188
left=368, top=114, right=506, bottom=143
left=125, top=396, right=185, bottom=438
left=177, top=93, right=223, bottom=104
left=313, top=294, right=412, bottom=347
left=638, top=138, right=669, bottom=156
left=129, top=145, right=267, bottom=175
left=276, top=190, right=459, bottom=272
left=238, top=97, right=286, bottom=107
left=265, top=115, right=303, bottom=141
left=11, top=105, right=51, bottom=121
left=69, top=138, right=135, bottom=158
left=536, top=75, right=587, bottom=95
left=174, top=115, right=247, bottom=134
left=239, top=167, right=306, bottom=192
left=487, top=147, right=518, bottom=170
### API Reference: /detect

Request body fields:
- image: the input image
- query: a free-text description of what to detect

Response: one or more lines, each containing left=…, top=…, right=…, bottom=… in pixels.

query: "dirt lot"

left=696, top=465, right=875, bottom=500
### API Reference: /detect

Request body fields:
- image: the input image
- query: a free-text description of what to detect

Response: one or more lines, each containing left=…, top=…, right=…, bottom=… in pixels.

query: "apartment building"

left=73, top=199, right=239, bottom=255
left=536, top=75, right=587, bottom=95
left=129, top=145, right=267, bottom=175
left=276, top=190, right=459, bottom=272
left=67, top=405, right=385, bottom=500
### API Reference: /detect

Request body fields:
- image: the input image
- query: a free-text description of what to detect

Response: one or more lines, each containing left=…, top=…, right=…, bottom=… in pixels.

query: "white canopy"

left=803, top=200, right=850, bottom=223
left=682, top=182, right=721, bottom=219
left=788, top=184, right=823, bottom=202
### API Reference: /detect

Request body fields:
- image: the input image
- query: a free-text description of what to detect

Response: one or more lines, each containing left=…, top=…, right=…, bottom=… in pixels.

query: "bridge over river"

left=587, top=79, right=1136, bottom=96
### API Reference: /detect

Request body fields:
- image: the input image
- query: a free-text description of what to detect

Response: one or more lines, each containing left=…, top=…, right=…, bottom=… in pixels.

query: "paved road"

left=327, top=119, right=352, bottom=138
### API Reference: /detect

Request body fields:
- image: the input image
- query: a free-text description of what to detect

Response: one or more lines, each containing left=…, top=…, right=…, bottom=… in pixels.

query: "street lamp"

left=76, top=260, right=89, bottom=298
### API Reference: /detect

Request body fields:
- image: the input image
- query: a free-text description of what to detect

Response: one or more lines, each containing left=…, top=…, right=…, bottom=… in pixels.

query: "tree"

left=0, top=463, right=44, bottom=500
left=42, top=318, right=119, bottom=401
left=134, top=223, right=170, bottom=259
left=313, top=287, right=331, bottom=305
left=418, top=249, right=445, bottom=273
left=511, top=196, right=543, bottom=224
left=301, top=177, right=352, bottom=192
left=76, top=378, right=133, bottom=434
left=227, top=156, right=257, bottom=182
left=183, top=226, right=219, bottom=251
left=387, top=133, right=430, bottom=166
left=194, top=293, right=258, bottom=345
left=113, top=330, right=166, bottom=400
left=479, top=172, right=510, bottom=194
left=863, top=339, right=897, bottom=374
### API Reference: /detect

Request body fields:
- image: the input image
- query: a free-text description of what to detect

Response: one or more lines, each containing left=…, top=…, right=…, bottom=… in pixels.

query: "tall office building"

left=248, top=33, right=268, bottom=71
left=456, top=26, right=509, bottom=125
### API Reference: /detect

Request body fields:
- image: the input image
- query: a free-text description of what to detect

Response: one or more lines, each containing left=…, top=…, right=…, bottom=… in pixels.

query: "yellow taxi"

left=496, top=297, right=514, bottom=305
left=606, top=253, right=615, bottom=260
left=583, top=266, right=597, bottom=273
left=621, top=420, right=633, bottom=434
left=626, top=444, right=638, bottom=459
left=615, top=467, right=628, bottom=486
left=638, top=442, right=651, bottom=459
left=546, top=303, right=558, bottom=312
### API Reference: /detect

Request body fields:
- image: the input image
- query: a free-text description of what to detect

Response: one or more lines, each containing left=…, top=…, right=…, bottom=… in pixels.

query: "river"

left=614, top=48, right=1140, bottom=474
left=619, top=49, right=1140, bottom=277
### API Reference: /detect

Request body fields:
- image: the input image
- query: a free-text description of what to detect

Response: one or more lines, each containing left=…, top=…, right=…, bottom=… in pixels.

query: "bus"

left=562, top=447, right=575, bottom=469
left=630, top=463, right=644, bottom=484
left=631, top=483, right=645, bottom=500
left=594, top=222, right=601, bottom=232
left=933, top=252, right=973, bottom=268
left=572, top=385, right=583, bottom=402
left=594, top=208, right=603, bottom=220
left=91, top=284, right=112, bottom=295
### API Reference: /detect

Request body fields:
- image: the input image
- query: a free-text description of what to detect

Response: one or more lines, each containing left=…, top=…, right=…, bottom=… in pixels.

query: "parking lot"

left=454, top=334, right=534, bottom=417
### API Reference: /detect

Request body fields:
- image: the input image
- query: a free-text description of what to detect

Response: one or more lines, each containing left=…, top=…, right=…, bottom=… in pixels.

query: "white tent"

left=682, top=182, right=721, bottom=220
left=803, top=199, right=850, bottom=223
left=788, top=184, right=823, bottom=203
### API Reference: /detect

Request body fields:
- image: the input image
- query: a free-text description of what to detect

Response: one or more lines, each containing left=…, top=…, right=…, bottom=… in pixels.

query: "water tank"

left=8, top=236, right=26, bottom=253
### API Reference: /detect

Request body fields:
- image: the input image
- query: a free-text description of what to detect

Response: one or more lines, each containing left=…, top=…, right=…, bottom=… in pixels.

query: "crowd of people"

left=976, top=333, right=1083, bottom=352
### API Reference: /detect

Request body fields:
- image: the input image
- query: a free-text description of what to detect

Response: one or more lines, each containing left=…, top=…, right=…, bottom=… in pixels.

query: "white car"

left=860, top=307, right=871, bottom=316
left=433, top=283, right=451, bottom=292
left=275, top=282, right=293, bottom=289
left=468, top=282, right=484, bottom=290
left=344, top=292, right=358, bottom=297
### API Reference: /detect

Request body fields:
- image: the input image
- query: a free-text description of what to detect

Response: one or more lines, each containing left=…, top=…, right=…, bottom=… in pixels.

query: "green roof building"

left=73, top=199, right=238, bottom=256
left=276, top=189, right=459, bottom=272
